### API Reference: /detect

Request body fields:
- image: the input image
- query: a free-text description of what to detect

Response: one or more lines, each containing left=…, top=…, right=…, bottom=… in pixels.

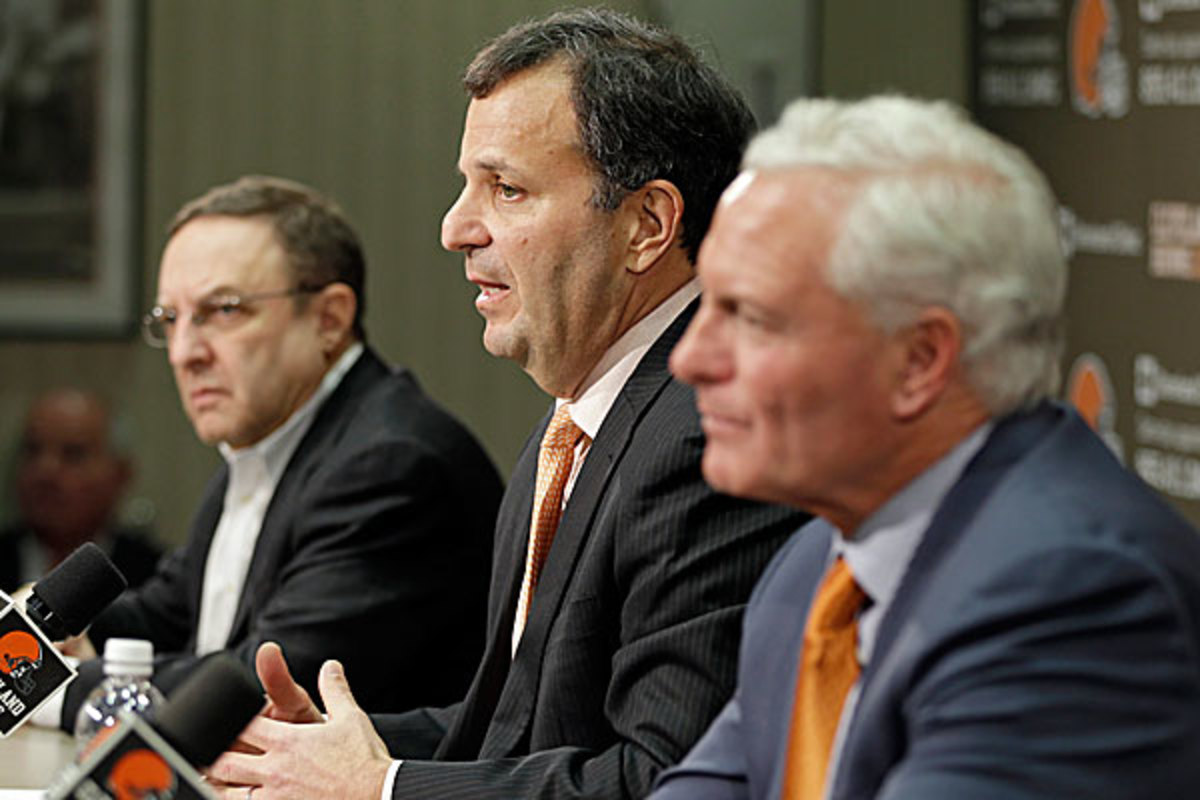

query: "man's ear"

left=627, top=179, right=684, bottom=275
left=891, top=307, right=962, bottom=420
left=313, top=283, right=357, bottom=354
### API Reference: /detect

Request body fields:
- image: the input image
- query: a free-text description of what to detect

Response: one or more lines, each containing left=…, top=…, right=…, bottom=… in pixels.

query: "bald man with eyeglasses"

left=49, top=175, right=503, bottom=733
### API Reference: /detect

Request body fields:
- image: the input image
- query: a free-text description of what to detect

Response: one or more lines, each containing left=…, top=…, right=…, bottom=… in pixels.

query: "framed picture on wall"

left=0, top=0, right=143, bottom=338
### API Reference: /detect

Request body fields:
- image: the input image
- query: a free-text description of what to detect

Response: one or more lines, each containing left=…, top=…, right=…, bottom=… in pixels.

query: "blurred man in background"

left=0, top=387, right=162, bottom=593
left=51, top=175, right=503, bottom=732
left=652, top=95, right=1200, bottom=799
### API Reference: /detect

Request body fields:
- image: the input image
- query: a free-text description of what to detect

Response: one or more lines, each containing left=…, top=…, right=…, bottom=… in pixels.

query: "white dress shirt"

left=194, top=343, right=363, bottom=655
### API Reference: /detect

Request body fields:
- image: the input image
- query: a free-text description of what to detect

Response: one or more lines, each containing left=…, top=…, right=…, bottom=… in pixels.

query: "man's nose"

left=441, top=188, right=490, bottom=254
left=670, top=304, right=731, bottom=387
left=166, top=315, right=213, bottom=370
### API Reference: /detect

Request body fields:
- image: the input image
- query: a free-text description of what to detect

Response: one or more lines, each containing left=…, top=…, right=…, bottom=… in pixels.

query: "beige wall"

left=821, top=0, right=968, bottom=105
left=0, top=0, right=970, bottom=545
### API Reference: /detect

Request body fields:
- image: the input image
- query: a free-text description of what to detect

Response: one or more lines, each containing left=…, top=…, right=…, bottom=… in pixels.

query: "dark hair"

left=464, top=7, right=756, bottom=262
left=168, top=175, right=367, bottom=339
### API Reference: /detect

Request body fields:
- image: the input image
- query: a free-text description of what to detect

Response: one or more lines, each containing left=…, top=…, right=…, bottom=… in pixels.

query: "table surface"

left=0, top=723, right=75, bottom=790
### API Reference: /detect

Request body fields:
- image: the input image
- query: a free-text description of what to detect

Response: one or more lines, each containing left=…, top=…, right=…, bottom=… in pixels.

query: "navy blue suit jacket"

left=654, top=404, right=1200, bottom=799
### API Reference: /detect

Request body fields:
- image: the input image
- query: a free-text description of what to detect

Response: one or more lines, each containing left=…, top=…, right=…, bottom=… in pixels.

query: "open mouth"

left=470, top=277, right=512, bottom=310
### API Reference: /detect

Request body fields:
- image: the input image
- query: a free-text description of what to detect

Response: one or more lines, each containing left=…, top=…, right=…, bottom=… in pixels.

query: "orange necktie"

left=780, top=557, right=867, bottom=800
left=512, top=406, right=588, bottom=647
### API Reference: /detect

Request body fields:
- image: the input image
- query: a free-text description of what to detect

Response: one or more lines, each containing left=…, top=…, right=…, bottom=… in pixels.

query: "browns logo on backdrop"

left=107, top=748, right=177, bottom=800
left=1070, top=0, right=1130, bottom=118
left=1067, top=352, right=1125, bottom=460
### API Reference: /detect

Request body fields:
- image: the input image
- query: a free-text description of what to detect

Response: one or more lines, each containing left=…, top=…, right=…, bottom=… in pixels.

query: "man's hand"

left=208, top=646, right=392, bottom=800
left=256, top=641, right=323, bottom=724
left=217, top=643, right=321, bottom=762
left=59, top=631, right=96, bottom=660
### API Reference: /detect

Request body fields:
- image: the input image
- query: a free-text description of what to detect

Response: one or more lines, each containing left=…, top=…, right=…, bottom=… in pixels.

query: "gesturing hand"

left=209, top=643, right=392, bottom=800
left=256, top=641, right=324, bottom=724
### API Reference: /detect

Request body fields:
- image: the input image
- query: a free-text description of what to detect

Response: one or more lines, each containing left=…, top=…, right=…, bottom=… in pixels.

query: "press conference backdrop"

left=973, top=0, right=1200, bottom=525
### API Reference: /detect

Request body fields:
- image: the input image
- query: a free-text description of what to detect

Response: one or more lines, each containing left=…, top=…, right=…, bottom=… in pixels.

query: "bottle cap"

left=102, top=637, right=155, bottom=677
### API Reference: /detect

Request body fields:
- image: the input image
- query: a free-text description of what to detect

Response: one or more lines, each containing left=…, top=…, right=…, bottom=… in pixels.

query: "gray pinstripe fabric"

left=372, top=303, right=809, bottom=798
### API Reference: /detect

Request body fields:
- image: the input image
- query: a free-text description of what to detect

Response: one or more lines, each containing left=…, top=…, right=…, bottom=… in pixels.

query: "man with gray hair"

left=652, top=95, right=1200, bottom=798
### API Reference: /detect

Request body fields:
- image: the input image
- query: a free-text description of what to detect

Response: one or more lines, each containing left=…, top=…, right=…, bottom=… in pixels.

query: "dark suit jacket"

left=60, top=347, right=502, bottom=727
left=653, top=404, right=1200, bottom=799
left=371, top=303, right=809, bottom=798
left=0, top=524, right=163, bottom=594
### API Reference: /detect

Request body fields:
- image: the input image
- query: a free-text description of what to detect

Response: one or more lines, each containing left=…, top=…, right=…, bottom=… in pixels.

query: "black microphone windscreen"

left=30, top=542, right=128, bottom=638
left=155, top=654, right=264, bottom=768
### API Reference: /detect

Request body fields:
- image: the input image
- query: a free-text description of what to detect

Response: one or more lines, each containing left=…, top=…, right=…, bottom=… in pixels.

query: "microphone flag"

left=0, top=590, right=76, bottom=737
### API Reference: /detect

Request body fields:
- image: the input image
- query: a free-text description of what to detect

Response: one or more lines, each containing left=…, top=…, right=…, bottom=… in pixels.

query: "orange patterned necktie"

left=513, top=406, right=588, bottom=647
left=780, top=557, right=867, bottom=800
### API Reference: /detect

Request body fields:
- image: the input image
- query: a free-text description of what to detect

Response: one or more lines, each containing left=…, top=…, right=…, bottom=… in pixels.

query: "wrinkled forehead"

left=157, top=215, right=291, bottom=303
left=459, top=62, right=586, bottom=169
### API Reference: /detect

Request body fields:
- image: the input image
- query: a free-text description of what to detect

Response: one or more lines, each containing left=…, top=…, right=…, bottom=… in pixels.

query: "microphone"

left=47, top=653, right=265, bottom=800
left=27, top=541, right=128, bottom=641
left=0, top=543, right=128, bottom=737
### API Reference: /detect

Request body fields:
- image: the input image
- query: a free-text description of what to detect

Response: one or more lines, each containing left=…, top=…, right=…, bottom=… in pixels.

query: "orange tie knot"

left=782, top=557, right=867, bottom=800
left=543, top=405, right=585, bottom=453
left=808, top=558, right=866, bottom=633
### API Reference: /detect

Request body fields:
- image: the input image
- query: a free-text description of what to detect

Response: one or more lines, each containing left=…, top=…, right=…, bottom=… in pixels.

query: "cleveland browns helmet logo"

left=0, top=630, right=42, bottom=695
left=1068, top=355, right=1110, bottom=431
left=107, top=749, right=177, bottom=800
left=1067, top=352, right=1125, bottom=461
left=1069, top=0, right=1130, bottom=118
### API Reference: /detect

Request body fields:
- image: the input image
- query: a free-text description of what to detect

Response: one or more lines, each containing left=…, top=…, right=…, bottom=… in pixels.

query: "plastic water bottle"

left=73, top=638, right=165, bottom=758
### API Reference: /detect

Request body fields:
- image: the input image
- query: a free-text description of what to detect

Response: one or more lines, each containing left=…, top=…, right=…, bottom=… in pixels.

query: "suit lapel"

left=478, top=301, right=699, bottom=757
left=830, top=403, right=1063, bottom=797
left=436, top=425, right=542, bottom=761
left=758, top=522, right=836, bottom=800
left=223, top=349, right=388, bottom=643
left=184, top=475, right=227, bottom=647
left=495, top=415, right=548, bottom=639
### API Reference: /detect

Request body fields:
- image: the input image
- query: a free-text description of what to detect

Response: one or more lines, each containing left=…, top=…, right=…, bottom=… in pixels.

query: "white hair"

left=743, top=95, right=1067, bottom=415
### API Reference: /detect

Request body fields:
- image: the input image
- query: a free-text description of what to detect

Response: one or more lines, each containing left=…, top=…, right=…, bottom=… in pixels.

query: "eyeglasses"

left=141, top=286, right=323, bottom=348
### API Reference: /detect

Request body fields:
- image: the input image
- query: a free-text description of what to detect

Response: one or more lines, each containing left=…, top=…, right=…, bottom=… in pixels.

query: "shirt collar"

left=218, top=342, right=364, bottom=485
left=836, top=421, right=993, bottom=660
left=559, top=279, right=700, bottom=438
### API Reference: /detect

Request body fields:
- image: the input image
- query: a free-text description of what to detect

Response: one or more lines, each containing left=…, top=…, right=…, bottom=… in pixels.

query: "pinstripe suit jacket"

left=372, top=302, right=808, bottom=798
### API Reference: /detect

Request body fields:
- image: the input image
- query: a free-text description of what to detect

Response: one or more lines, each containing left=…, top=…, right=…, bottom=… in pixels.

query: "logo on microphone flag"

left=45, top=713, right=215, bottom=800
left=108, top=748, right=178, bottom=800
left=0, top=591, right=76, bottom=736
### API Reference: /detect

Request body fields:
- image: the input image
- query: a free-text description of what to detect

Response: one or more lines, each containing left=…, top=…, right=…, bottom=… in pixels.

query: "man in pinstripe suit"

left=210, top=9, right=807, bottom=799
